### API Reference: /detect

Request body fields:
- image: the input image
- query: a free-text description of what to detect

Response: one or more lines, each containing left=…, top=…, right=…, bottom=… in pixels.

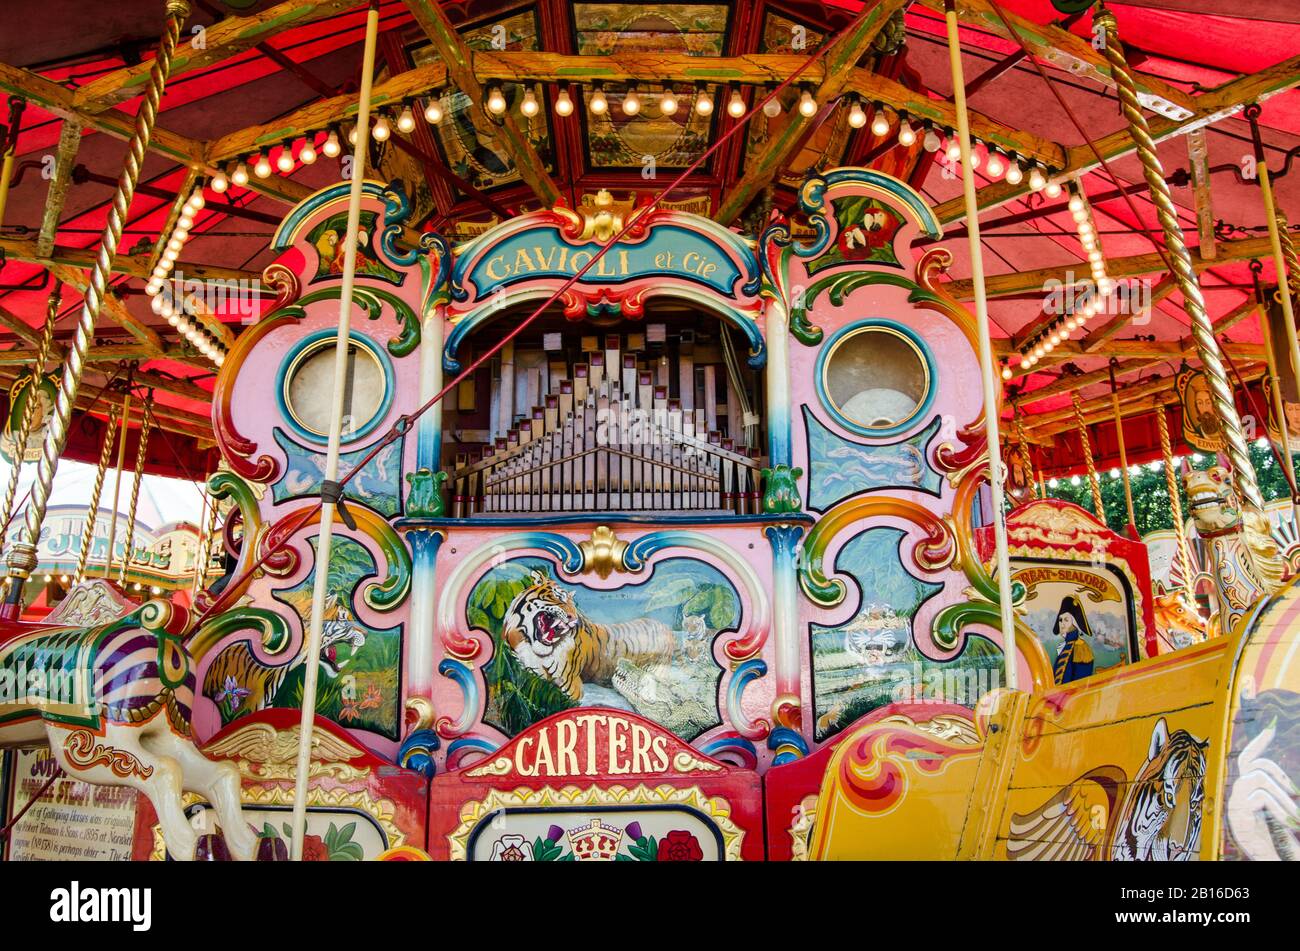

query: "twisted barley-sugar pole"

left=1098, top=7, right=1271, bottom=542
left=73, top=403, right=122, bottom=585
left=103, top=390, right=132, bottom=580
left=1108, top=360, right=1136, bottom=533
left=1, top=0, right=190, bottom=615
left=191, top=490, right=219, bottom=602
left=1155, top=404, right=1195, bottom=593
left=0, top=281, right=61, bottom=536
left=118, top=397, right=154, bottom=586
left=1072, top=390, right=1106, bottom=520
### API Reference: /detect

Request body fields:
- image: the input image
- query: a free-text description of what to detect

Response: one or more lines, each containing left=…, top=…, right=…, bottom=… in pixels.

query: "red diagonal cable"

left=194, top=14, right=861, bottom=628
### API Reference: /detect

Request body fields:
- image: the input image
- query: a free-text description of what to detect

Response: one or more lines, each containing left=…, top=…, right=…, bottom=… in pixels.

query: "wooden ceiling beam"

left=401, top=0, right=560, bottom=206
left=917, top=0, right=1197, bottom=120
left=0, top=237, right=263, bottom=286
left=70, top=0, right=364, bottom=113
left=948, top=235, right=1272, bottom=300
left=716, top=0, right=908, bottom=225
left=931, top=51, right=1300, bottom=226
left=0, top=59, right=312, bottom=208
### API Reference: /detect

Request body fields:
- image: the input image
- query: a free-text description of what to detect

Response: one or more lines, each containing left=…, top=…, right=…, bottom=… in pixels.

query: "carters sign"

left=426, top=709, right=766, bottom=860
left=463, top=710, right=723, bottom=780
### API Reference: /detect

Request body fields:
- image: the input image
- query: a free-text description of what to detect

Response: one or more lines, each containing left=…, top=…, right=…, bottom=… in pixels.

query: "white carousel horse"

left=0, top=582, right=256, bottom=861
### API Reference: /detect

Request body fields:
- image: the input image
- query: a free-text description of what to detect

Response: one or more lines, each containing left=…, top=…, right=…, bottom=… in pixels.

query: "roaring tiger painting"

left=1006, top=717, right=1208, bottom=861
left=502, top=571, right=675, bottom=700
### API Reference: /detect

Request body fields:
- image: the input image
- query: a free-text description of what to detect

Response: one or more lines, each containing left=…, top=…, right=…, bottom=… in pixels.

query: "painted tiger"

left=501, top=571, right=675, bottom=700
left=1112, top=718, right=1209, bottom=861
left=202, top=594, right=366, bottom=722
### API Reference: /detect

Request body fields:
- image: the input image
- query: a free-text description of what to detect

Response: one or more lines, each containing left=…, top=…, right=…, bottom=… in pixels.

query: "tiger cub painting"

left=502, top=571, right=676, bottom=700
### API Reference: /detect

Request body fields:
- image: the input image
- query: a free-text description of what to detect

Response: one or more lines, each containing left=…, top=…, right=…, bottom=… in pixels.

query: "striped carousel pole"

left=290, top=0, right=382, bottom=860
left=1, top=0, right=191, bottom=614
left=1097, top=6, right=1270, bottom=542
left=945, top=0, right=1018, bottom=690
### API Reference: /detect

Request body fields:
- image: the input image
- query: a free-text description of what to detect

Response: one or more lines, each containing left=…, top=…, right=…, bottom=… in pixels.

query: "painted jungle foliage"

left=469, top=556, right=735, bottom=740
left=202, top=536, right=403, bottom=741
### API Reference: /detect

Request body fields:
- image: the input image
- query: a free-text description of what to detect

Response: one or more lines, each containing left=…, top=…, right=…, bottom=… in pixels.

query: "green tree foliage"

left=1040, top=443, right=1298, bottom=537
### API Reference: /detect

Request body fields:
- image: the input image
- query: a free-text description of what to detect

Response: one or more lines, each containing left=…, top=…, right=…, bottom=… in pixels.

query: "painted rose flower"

left=301, top=833, right=329, bottom=862
left=656, top=830, right=703, bottom=862
left=489, top=834, right=534, bottom=861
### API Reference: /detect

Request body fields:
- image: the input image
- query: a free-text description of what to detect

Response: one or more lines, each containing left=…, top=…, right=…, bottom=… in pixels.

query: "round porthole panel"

left=817, top=321, right=934, bottom=437
left=279, top=332, right=393, bottom=445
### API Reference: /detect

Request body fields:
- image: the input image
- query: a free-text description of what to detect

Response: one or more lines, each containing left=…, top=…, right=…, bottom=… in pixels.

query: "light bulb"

left=762, top=95, right=781, bottom=118
left=1044, top=179, right=1062, bottom=198
left=486, top=86, right=507, bottom=116
left=254, top=154, right=272, bottom=178
left=923, top=127, right=941, bottom=152
left=397, top=105, right=416, bottom=132
left=1028, top=166, right=1046, bottom=191
left=726, top=88, right=744, bottom=118
left=798, top=89, right=816, bottom=117
left=1068, top=193, right=1084, bottom=213
left=424, top=98, right=444, bottom=124
left=521, top=88, right=539, bottom=117
left=696, top=87, right=714, bottom=116
left=348, top=126, right=357, bottom=145
left=1005, top=161, right=1023, bottom=185
left=1001, top=366, right=1012, bottom=380
left=177, top=213, right=194, bottom=230
left=969, top=143, right=984, bottom=169
left=276, top=147, right=294, bottom=173
left=150, top=294, right=164, bottom=313
left=372, top=113, right=391, bottom=141
left=898, top=118, right=916, bottom=147
left=625, top=85, right=643, bottom=116
left=985, top=150, right=1005, bottom=178
left=231, top=162, right=249, bottom=186
left=660, top=88, right=678, bottom=116
left=946, top=139, right=961, bottom=162
left=43, top=574, right=51, bottom=584
left=555, top=87, right=573, bottom=116
left=323, top=130, right=341, bottom=157
left=870, top=108, right=890, bottom=137
left=146, top=280, right=163, bottom=296
left=299, top=140, right=317, bottom=164
left=187, top=190, right=205, bottom=210
left=211, top=169, right=228, bottom=193
left=848, top=100, right=866, bottom=128
left=589, top=85, right=608, bottom=115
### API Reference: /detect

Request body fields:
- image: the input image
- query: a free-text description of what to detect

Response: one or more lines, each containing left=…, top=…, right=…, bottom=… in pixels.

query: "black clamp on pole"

left=320, top=479, right=357, bottom=530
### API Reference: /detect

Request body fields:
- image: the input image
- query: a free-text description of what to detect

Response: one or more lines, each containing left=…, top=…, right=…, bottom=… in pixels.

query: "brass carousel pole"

left=1245, top=104, right=1300, bottom=404
left=945, top=0, right=1018, bottom=691
left=1108, top=360, right=1136, bottom=533
left=1, top=0, right=191, bottom=614
left=0, top=281, right=62, bottom=536
left=72, top=402, right=122, bottom=585
left=191, top=490, right=219, bottom=602
left=1097, top=6, right=1270, bottom=542
left=118, top=395, right=154, bottom=586
left=1072, top=390, right=1107, bottom=521
left=1155, top=403, right=1195, bottom=592
left=103, top=390, right=132, bottom=580
left=1252, top=259, right=1300, bottom=527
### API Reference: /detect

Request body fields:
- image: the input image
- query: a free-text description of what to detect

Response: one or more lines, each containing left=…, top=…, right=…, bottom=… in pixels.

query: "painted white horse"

left=0, top=583, right=256, bottom=861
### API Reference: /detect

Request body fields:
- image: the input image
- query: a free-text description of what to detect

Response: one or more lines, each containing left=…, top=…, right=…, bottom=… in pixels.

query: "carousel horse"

left=1184, top=467, right=1285, bottom=635
left=0, top=583, right=257, bottom=861
left=1151, top=590, right=1212, bottom=652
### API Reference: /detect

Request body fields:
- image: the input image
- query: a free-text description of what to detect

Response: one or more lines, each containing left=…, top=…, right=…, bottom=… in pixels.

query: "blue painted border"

left=276, top=328, right=395, bottom=447
left=814, top=318, right=937, bottom=439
